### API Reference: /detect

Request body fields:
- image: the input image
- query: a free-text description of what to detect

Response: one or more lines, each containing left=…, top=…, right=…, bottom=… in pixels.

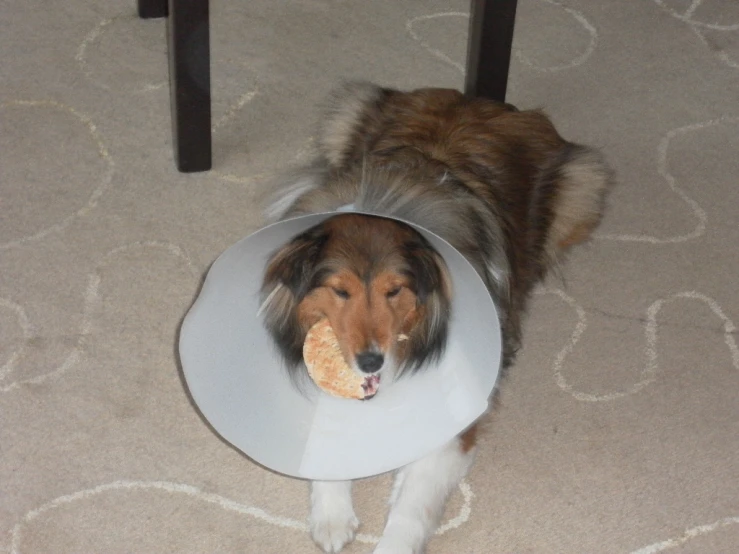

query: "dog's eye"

left=386, top=287, right=402, bottom=298
left=332, top=287, right=350, bottom=299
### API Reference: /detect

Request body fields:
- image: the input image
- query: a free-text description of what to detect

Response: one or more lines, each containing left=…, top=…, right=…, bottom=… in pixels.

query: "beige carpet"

left=2, top=0, right=739, bottom=552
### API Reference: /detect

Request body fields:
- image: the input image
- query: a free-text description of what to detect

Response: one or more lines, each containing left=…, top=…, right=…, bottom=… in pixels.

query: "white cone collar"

left=179, top=211, right=502, bottom=480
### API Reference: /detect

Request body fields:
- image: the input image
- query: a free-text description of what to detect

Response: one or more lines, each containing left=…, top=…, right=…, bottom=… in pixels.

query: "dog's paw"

left=373, top=533, right=423, bottom=554
left=373, top=541, right=416, bottom=554
left=309, top=509, right=359, bottom=553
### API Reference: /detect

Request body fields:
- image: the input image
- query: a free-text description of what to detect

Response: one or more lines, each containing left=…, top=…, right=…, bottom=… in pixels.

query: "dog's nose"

left=356, top=352, right=384, bottom=373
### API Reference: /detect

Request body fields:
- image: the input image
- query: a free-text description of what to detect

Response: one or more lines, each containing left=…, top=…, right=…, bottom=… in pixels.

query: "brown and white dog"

left=260, top=82, right=613, bottom=553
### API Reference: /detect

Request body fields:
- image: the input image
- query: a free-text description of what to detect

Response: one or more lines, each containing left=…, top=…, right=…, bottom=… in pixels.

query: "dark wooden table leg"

left=167, top=0, right=212, bottom=172
left=138, top=0, right=212, bottom=172
left=465, top=0, right=518, bottom=102
left=138, top=0, right=168, bottom=19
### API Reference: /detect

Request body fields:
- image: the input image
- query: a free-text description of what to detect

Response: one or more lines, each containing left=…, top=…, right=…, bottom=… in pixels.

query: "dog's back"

left=321, top=82, right=610, bottom=256
left=316, top=82, right=613, bottom=351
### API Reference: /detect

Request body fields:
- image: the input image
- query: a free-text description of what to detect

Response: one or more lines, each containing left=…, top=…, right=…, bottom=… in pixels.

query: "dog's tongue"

left=361, top=375, right=380, bottom=399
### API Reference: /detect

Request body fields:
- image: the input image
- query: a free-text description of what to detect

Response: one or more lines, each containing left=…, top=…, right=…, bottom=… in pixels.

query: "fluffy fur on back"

left=267, top=81, right=614, bottom=367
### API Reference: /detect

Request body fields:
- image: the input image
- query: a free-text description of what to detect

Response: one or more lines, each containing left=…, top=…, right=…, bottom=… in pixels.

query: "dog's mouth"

left=361, top=374, right=381, bottom=400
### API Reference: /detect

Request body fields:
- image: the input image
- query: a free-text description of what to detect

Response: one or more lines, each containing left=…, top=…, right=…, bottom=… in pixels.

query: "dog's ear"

left=403, top=239, right=452, bottom=370
left=405, top=240, right=452, bottom=304
left=262, top=226, right=329, bottom=299
left=259, top=225, right=330, bottom=370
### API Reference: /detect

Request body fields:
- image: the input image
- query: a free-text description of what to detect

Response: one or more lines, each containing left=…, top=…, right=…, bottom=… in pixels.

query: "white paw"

left=373, top=538, right=417, bottom=554
left=310, top=509, right=359, bottom=553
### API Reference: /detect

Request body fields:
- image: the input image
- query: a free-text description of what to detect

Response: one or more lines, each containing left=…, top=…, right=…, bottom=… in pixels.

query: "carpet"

left=2, top=0, right=738, bottom=552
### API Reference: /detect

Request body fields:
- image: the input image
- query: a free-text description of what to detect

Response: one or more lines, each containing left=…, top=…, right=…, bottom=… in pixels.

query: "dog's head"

left=260, top=214, right=452, bottom=394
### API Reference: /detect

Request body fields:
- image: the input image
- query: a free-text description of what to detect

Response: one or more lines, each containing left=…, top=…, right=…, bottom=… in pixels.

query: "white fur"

left=373, top=437, right=476, bottom=553
left=310, top=437, right=475, bottom=553
left=319, top=81, right=383, bottom=166
left=264, top=173, right=323, bottom=222
left=310, top=480, right=359, bottom=553
left=256, top=283, right=283, bottom=318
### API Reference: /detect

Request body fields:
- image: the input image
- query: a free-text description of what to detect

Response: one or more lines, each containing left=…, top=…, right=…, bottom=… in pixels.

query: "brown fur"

left=275, top=82, right=613, bottom=367
left=261, top=213, right=452, bottom=378
left=292, top=215, right=428, bottom=368
left=459, top=423, right=478, bottom=454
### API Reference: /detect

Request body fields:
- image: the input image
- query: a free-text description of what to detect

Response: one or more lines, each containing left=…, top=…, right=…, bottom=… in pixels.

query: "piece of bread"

left=303, top=319, right=370, bottom=399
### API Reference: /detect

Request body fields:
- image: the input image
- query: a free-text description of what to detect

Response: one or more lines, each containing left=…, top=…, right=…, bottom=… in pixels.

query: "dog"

left=259, top=82, right=613, bottom=553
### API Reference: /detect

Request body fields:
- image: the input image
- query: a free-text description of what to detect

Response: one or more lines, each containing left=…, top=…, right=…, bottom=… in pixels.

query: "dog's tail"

left=545, top=143, right=615, bottom=258
left=317, top=81, right=385, bottom=168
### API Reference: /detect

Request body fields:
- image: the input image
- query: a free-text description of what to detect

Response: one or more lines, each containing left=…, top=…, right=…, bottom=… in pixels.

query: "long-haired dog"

left=260, top=82, right=613, bottom=554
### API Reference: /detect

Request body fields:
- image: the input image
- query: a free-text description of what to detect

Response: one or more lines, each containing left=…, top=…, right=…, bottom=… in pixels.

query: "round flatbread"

left=303, top=319, right=376, bottom=399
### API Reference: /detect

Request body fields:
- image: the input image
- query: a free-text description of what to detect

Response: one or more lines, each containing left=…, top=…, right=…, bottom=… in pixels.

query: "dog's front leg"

left=373, top=436, right=476, bottom=554
left=310, top=480, right=359, bottom=553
